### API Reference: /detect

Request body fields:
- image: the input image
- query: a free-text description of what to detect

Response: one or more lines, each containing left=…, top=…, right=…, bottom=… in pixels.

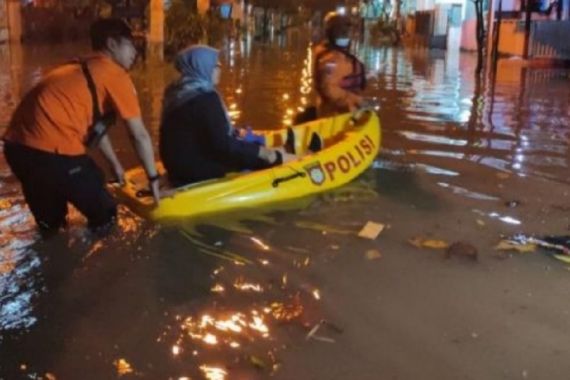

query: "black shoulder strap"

left=340, top=50, right=366, bottom=91
left=79, top=60, right=102, bottom=124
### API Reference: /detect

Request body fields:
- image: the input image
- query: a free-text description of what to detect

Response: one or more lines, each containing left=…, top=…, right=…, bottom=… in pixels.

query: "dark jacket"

left=159, top=91, right=267, bottom=186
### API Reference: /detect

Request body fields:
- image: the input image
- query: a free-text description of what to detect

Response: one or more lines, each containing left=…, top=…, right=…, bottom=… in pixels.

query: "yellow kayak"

left=113, top=110, right=381, bottom=220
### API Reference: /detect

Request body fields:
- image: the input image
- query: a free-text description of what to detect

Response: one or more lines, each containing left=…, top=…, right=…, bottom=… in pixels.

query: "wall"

left=529, top=20, right=570, bottom=59
left=498, top=19, right=526, bottom=56
left=460, top=18, right=477, bottom=50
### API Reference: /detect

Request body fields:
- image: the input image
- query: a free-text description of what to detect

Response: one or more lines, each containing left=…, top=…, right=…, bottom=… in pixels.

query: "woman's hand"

left=259, top=147, right=297, bottom=166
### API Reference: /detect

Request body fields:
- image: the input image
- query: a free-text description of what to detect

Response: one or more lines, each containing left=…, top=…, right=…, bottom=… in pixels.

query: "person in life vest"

left=313, top=12, right=367, bottom=117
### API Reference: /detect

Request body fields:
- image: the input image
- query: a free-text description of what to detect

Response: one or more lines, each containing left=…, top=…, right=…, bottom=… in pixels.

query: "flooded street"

left=2, top=30, right=570, bottom=379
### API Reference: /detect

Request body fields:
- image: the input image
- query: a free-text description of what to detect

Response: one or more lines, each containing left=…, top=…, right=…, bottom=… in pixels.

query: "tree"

left=471, top=0, right=485, bottom=74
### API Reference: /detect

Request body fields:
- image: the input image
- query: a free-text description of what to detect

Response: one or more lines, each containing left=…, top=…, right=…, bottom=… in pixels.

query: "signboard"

left=219, top=3, right=232, bottom=18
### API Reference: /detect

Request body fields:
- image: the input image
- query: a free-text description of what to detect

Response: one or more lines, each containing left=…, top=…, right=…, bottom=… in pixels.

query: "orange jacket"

left=313, top=42, right=366, bottom=117
left=3, top=54, right=141, bottom=155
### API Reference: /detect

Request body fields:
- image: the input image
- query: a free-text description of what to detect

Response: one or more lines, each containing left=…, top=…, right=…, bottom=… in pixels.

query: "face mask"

left=335, top=38, right=351, bottom=48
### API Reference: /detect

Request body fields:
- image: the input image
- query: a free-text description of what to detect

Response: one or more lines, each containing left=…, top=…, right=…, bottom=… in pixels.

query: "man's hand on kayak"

left=147, top=173, right=161, bottom=204
left=150, top=179, right=160, bottom=204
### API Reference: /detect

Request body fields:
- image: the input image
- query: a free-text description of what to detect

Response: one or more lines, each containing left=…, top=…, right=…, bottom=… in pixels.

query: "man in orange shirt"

left=313, top=12, right=367, bottom=117
left=2, top=18, right=160, bottom=235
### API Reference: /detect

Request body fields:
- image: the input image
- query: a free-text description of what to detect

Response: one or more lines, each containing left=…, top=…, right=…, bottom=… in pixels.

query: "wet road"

left=1, top=31, right=570, bottom=379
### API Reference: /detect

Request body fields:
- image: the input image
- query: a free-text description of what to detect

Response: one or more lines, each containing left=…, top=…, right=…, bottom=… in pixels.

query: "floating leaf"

left=409, top=237, right=449, bottom=249
left=476, top=219, right=485, bottom=226
left=495, top=240, right=537, bottom=253
left=422, top=240, right=449, bottom=249
left=553, top=254, right=570, bottom=264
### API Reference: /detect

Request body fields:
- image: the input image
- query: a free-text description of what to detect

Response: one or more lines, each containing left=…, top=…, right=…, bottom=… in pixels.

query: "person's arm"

left=201, top=94, right=277, bottom=167
left=102, top=68, right=160, bottom=202
left=98, top=134, right=125, bottom=185
left=125, top=117, right=160, bottom=204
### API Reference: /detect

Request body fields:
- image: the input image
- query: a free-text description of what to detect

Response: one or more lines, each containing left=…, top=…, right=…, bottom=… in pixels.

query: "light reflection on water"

left=0, top=29, right=570, bottom=378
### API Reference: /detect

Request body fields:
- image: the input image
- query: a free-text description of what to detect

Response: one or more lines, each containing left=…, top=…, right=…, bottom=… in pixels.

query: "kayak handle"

left=272, top=172, right=306, bottom=188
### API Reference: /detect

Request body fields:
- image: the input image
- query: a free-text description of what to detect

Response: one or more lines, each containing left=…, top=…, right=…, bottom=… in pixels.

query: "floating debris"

left=445, top=242, right=478, bottom=261
left=305, top=321, right=322, bottom=340
left=358, top=222, right=385, bottom=240
left=409, top=237, right=449, bottom=249
left=295, top=221, right=354, bottom=235
left=249, top=355, right=267, bottom=370
left=113, top=358, right=133, bottom=376
left=306, top=319, right=342, bottom=343
left=365, top=249, right=382, bottom=260
left=495, top=234, right=570, bottom=260
left=495, top=240, right=536, bottom=253
left=505, top=200, right=521, bottom=208
left=311, top=335, right=336, bottom=343
left=312, top=289, right=321, bottom=300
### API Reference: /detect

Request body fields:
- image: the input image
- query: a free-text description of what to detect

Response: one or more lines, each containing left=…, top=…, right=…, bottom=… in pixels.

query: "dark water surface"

left=1, top=31, right=570, bottom=379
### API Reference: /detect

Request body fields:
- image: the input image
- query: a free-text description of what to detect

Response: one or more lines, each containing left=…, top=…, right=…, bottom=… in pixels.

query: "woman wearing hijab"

left=159, top=45, right=287, bottom=186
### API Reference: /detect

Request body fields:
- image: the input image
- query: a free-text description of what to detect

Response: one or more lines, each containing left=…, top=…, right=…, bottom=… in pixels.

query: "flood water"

left=2, top=30, right=570, bottom=380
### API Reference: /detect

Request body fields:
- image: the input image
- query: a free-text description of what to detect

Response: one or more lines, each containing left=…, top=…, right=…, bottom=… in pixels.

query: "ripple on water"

left=0, top=205, right=40, bottom=331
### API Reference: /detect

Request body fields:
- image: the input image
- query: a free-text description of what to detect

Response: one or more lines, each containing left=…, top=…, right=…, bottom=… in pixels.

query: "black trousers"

left=3, top=141, right=116, bottom=232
